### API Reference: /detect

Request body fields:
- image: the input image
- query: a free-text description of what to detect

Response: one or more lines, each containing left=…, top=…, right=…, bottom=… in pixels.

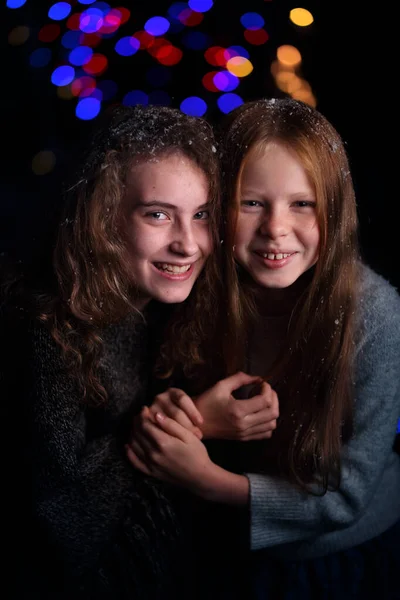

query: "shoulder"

left=356, top=263, right=400, bottom=335
left=354, top=264, right=400, bottom=371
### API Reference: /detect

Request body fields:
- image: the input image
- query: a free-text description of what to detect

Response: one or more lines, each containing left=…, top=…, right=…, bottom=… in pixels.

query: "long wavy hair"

left=35, top=104, right=221, bottom=404
left=219, top=98, right=361, bottom=493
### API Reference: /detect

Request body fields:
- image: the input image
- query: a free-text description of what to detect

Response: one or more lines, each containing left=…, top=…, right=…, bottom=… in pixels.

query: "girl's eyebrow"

left=135, top=200, right=211, bottom=210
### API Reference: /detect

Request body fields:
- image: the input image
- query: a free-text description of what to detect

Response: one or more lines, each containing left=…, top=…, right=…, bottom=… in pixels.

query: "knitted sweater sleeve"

left=18, top=321, right=182, bottom=599
left=246, top=270, right=400, bottom=551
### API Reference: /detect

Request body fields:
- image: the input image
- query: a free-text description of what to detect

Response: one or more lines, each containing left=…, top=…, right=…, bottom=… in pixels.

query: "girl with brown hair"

left=128, top=98, right=400, bottom=599
left=1, top=103, right=222, bottom=599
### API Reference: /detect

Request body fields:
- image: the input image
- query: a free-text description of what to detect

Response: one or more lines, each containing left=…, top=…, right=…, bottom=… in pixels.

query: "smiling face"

left=234, top=142, right=320, bottom=292
left=120, top=152, right=212, bottom=308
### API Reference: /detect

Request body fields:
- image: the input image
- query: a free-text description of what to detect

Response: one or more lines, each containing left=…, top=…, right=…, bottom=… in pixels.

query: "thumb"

left=222, top=371, right=263, bottom=394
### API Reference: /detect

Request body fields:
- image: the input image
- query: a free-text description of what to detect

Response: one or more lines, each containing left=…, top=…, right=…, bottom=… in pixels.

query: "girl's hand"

left=147, top=387, right=203, bottom=439
left=195, top=371, right=279, bottom=440
left=126, top=408, right=215, bottom=496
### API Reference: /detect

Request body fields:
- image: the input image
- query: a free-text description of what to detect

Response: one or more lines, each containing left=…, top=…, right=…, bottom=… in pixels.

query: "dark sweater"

left=2, top=308, right=186, bottom=600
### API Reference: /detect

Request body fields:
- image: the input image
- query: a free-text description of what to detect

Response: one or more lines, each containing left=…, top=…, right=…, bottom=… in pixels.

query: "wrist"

left=195, top=463, right=250, bottom=505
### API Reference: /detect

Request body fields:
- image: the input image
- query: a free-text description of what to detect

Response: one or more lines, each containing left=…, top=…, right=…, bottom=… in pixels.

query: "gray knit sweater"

left=247, top=264, right=400, bottom=557
left=3, top=308, right=186, bottom=599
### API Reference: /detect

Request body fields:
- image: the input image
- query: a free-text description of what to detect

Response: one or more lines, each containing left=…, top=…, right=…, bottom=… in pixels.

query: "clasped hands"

left=125, top=371, right=279, bottom=498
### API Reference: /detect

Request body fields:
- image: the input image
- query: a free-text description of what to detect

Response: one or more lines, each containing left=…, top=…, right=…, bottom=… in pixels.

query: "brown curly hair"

left=38, top=104, right=222, bottom=404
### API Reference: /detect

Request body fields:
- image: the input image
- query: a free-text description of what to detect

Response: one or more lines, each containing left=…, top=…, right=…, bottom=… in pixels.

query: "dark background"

left=1, top=1, right=394, bottom=288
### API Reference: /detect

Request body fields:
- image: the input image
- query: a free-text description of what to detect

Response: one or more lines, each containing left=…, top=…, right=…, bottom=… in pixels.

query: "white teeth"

left=155, top=263, right=191, bottom=273
left=262, top=252, right=292, bottom=260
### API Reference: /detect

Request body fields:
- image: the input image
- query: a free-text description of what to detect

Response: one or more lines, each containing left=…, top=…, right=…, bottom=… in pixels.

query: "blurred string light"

left=7, top=0, right=318, bottom=120
left=271, top=41, right=316, bottom=106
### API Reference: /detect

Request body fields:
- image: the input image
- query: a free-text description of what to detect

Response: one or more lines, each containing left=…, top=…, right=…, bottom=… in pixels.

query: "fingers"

left=150, top=388, right=203, bottom=433
left=219, top=371, right=263, bottom=395
left=125, top=444, right=152, bottom=475
left=243, top=382, right=279, bottom=420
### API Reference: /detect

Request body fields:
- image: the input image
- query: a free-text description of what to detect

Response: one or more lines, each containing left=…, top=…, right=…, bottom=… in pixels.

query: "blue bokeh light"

left=240, top=12, right=265, bottom=30
left=188, top=0, right=213, bottom=12
left=180, top=96, right=207, bottom=117
left=228, top=45, right=250, bottom=59
left=144, top=16, right=170, bottom=36
left=79, top=8, right=104, bottom=33
left=61, top=30, right=81, bottom=49
left=69, top=46, right=93, bottom=66
left=167, top=2, right=187, bottom=33
left=29, top=48, right=52, bottom=68
left=115, top=36, right=140, bottom=57
left=182, top=31, right=211, bottom=50
left=78, top=0, right=97, bottom=4
left=149, top=90, right=171, bottom=106
left=123, top=90, right=149, bottom=106
left=51, top=65, right=75, bottom=86
left=48, top=2, right=72, bottom=21
left=76, top=97, right=101, bottom=120
left=6, top=0, right=27, bottom=8
left=214, top=70, right=239, bottom=92
left=217, top=92, right=244, bottom=114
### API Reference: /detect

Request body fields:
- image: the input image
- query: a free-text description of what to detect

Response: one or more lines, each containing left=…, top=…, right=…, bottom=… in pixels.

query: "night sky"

left=1, top=0, right=394, bottom=287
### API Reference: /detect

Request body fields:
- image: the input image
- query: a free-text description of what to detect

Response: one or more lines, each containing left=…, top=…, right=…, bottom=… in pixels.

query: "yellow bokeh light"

left=32, top=151, right=56, bottom=176
left=289, top=8, right=314, bottom=27
left=8, top=26, right=30, bottom=46
left=226, top=56, right=253, bottom=78
left=276, top=45, right=302, bottom=68
left=291, top=88, right=317, bottom=107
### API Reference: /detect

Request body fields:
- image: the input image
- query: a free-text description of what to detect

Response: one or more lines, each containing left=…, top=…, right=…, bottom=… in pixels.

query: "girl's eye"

left=293, top=201, right=316, bottom=209
left=147, top=211, right=168, bottom=220
left=193, top=210, right=209, bottom=220
left=241, top=200, right=262, bottom=208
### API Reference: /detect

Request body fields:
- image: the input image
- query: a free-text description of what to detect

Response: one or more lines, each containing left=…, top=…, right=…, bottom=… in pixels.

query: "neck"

left=255, top=270, right=313, bottom=317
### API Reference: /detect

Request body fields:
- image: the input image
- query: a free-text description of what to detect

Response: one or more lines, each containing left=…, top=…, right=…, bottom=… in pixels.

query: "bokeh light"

left=38, top=24, right=61, bottom=43
left=290, top=8, right=314, bottom=27
left=213, top=70, right=240, bottom=92
left=123, top=90, right=149, bottom=106
left=6, top=0, right=27, bottom=8
left=71, top=75, right=97, bottom=97
left=244, top=29, right=269, bottom=45
left=240, top=12, right=265, bottom=30
left=144, top=16, right=170, bottom=36
left=48, top=2, right=72, bottom=21
left=97, top=79, right=118, bottom=101
left=79, top=8, right=104, bottom=34
left=115, top=36, right=140, bottom=57
left=188, top=0, right=214, bottom=12
left=226, top=56, right=253, bottom=77
left=180, top=96, right=207, bottom=116
left=8, top=26, right=30, bottom=46
left=29, top=48, right=52, bottom=68
left=82, top=53, right=108, bottom=75
left=276, top=44, right=302, bottom=68
left=217, top=93, right=244, bottom=113
left=182, top=31, right=211, bottom=50
left=51, top=65, right=75, bottom=86
left=76, top=97, right=101, bottom=119
left=31, top=150, right=56, bottom=175
left=69, top=46, right=93, bottom=66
